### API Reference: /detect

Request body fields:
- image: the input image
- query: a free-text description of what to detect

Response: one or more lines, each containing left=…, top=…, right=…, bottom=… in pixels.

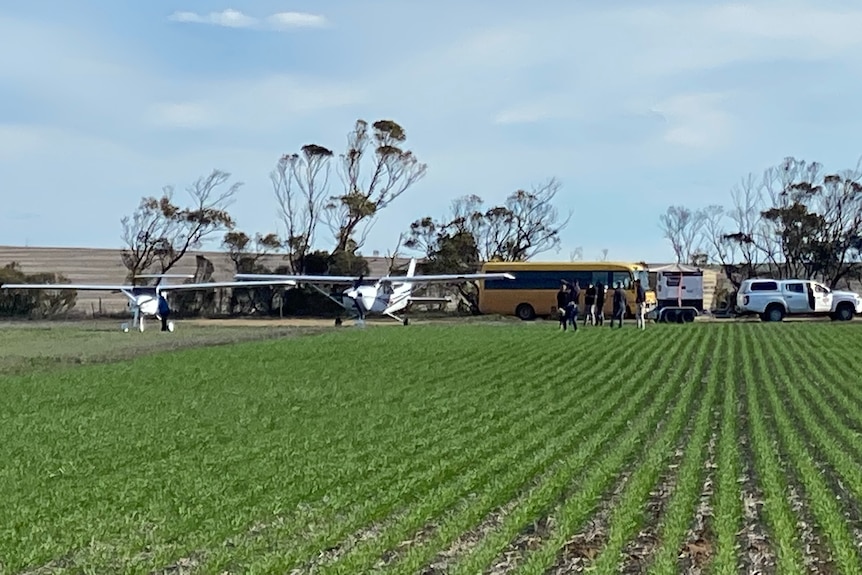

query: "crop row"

left=3, top=323, right=862, bottom=574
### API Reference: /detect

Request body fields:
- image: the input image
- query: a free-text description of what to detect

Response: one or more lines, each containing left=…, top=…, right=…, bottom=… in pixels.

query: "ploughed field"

left=2, top=321, right=862, bottom=574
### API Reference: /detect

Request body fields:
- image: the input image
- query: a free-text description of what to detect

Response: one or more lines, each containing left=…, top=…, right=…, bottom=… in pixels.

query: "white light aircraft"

left=0, top=273, right=296, bottom=332
left=234, top=258, right=515, bottom=325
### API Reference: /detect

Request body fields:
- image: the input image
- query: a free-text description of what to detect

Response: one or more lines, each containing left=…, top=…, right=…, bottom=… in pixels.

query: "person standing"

left=567, top=280, right=580, bottom=330
left=611, top=282, right=626, bottom=328
left=157, top=291, right=171, bottom=332
left=635, top=278, right=647, bottom=330
left=583, top=282, right=597, bottom=325
left=594, top=281, right=606, bottom=326
left=556, top=283, right=569, bottom=331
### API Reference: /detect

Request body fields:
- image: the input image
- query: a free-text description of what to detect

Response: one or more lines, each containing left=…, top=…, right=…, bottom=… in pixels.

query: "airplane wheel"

left=334, top=317, right=342, bottom=326
left=403, top=318, right=409, bottom=326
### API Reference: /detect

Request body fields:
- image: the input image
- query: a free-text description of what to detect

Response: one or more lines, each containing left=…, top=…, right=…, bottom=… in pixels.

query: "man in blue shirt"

left=157, top=291, right=171, bottom=332
left=566, top=280, right=580, bottom=330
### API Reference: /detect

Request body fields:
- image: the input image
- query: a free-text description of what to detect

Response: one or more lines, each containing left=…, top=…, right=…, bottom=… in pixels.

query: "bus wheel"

left=515, top=303, right=536, bottom=321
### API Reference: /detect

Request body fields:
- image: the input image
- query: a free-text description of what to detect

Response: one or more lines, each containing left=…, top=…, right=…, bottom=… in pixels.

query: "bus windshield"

left=634, top=269, right=649, bottom=287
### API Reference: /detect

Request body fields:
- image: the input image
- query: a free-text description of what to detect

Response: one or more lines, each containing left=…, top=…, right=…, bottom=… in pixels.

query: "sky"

left=2, top=0, right=862, bottom=264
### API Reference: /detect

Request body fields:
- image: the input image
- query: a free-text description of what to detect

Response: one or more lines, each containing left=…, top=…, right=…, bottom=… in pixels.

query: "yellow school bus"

left=478, top=261, right=657, bottom=320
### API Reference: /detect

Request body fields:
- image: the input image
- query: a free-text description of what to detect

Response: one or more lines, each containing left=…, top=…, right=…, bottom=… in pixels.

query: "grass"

left=0, top=320, right=327, bottom=376
left=2, top=320, right=862, bottom=574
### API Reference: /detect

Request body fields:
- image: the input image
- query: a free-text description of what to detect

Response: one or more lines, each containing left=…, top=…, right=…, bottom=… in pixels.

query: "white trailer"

left=650, top=263, right=704, bottom=323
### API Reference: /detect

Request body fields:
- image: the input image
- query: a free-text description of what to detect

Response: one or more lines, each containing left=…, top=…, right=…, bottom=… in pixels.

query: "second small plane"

left=235, top=258, right=516, bottom=325
left=0, top=274, right=297, bottom=332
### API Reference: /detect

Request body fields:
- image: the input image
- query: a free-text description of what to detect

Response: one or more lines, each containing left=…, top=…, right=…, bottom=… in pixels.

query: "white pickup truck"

left=736, top=278, right=862, bottom=322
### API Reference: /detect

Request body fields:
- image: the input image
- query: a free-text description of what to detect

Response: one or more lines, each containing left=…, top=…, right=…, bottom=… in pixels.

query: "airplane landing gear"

left=334, top=316, right=343, bottom=326
left=403, top=317, right=409, bottom=326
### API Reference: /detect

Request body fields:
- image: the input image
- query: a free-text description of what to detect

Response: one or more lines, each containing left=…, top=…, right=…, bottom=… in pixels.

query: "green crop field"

left=2, top=320, right=862, bottom=574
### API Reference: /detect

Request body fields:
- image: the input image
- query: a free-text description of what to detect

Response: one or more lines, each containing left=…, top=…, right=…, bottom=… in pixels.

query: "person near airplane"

left=157, top=291, right=171, bottom=332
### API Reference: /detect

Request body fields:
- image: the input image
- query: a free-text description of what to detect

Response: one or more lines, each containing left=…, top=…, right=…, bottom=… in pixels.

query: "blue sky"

left=2, top=0, right=862, bottom=263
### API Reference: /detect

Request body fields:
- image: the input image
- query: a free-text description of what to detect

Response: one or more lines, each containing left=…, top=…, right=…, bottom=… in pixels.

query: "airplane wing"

left=1, top=280, right=297, bottom=292
left=234, top=273, right=378, bottom=285
left=233, top=272, right=515, bottom=286
left=0, top=283, right=130, bottom=291
left=159, top=280, right=297, bottom=291
left=392, top=272, right=516, bottom=284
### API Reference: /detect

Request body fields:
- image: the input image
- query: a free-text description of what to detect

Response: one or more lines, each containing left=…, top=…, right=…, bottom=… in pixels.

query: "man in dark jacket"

left=594, top=281, right=605, bottom=326
left=611, top=282, right=626, bottom=328
left=635, top=278, right=647, bottom=330
left=583, top=283, right=597, bottom=325
left=556, top=283, right=569, bottom=330
left=567, top=280, right=580, bottom=330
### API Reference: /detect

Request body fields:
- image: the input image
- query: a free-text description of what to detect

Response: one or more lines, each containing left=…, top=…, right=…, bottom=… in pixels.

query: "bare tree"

left=696, top=205, right=731, bottom=265
left=569, top=247, right=583, bottom=261
left=384, top=232, right=406, bottom=274
left=403, top=180, right=569, bottom=313
left=222, top=231, right=283, bottom=273
left=272, top=144, right=334, bottom=274
left=327, top=119, right=428, bottom=254
left=686, top=155, right=862, bottom=289
left=120, top=198, right=169, bottom=281
left=599, top=248, right=609, bottom=261
left=658, top=205, right=706, bottom=264
left=441, top=179, right=571, bottom=262
left=221, top=231, right=283, bottom=315
left=120, top=169, right=240, bottom=279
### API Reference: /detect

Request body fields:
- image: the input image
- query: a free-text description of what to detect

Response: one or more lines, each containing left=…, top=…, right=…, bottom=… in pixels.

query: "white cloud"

left=493, top=94, right=582, bottom=125
left=267, top=12, right=328, bottom=29
left=168, top=9, right=328, bottom=30
left=650, top=92, right=736, bottom=150
left=146, top=74, right=367, bottom=132
left=168, top=9, right=256, bottom=28
left=0, top=14, right=361, bottom=135
left=147, top=102, right=218, bottom=130
left=0, top=124, right=54, bottom=160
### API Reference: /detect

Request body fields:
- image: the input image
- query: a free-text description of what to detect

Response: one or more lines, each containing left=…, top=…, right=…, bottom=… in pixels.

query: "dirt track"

left=181, top=317, right=427, bottom=328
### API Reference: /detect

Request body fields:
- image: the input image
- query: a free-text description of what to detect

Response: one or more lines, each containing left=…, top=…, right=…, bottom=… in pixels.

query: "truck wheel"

left=515, top=303, right=536, bottom=321
left=834, top=302, right=855, bottom=321
left=762, top=304, right=785, bottom=322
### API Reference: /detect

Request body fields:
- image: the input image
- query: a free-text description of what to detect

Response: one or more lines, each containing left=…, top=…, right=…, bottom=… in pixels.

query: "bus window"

left=590, top=271, right=610, bottom=286
left=611, top=271, right=633, bottom=289
left=564, top=271, right=593, bottom=287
